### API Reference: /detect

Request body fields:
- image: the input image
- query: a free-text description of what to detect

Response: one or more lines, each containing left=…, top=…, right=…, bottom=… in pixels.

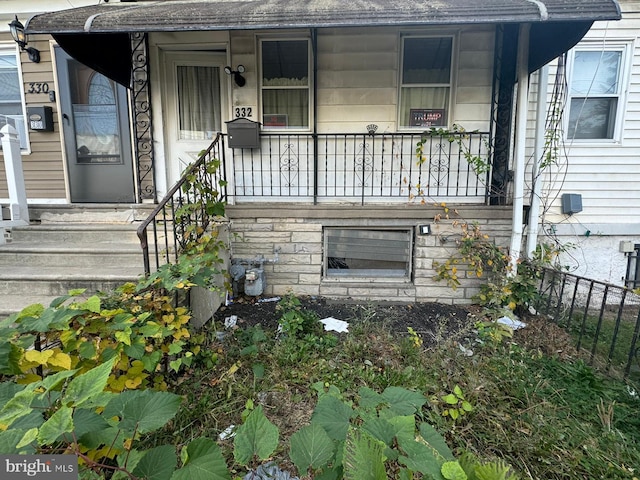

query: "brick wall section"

left=227, top=204, right=512, bottom=304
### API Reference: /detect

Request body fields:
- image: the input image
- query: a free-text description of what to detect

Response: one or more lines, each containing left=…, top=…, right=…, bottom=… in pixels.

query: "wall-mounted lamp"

left=8, top=16, right=40, bottom=63
left=224, top=65, right=246, bottom=87
left=366, top=124, right=378, bottom=136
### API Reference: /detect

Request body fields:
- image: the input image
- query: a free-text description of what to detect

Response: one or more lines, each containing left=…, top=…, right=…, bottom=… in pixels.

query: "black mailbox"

left=27, top=106, right=54, bottom=132
left=226, top=117, right=261, bottom=149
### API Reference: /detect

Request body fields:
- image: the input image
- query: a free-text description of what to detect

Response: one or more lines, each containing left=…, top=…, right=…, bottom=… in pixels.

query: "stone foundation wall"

left=227, top=204, right=512, bottom=304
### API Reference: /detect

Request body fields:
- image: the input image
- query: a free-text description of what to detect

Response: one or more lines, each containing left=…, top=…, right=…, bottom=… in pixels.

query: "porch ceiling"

left=25, top=0, right=620, bottom=34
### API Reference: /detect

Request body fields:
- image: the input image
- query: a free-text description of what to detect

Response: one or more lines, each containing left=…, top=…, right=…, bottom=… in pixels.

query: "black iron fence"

left=535, top=267, right=640, bottom=382
left=228, top=131, right=492, bottom=204
left=137, top=134, right=227, bottom=276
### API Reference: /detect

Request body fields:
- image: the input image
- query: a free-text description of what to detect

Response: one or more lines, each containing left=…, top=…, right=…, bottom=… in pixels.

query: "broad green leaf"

left=171, top=438, right=231, bottom=480
left=442, top=461, right=467, bottom=480
left=388, top=415, right=416, bottom=445
left=78, top=340, right=97, bottom=360
left=169, top=359, right=182, bottom=372
left=104, top=390, right=182, bottom=434
left=233, top=406, right=279, bottom=465
left=453, top=385, right=463, bottom=398
left=0, top=429, right=36, bottom=454
left=63, top=356, right=116, bottom=407
left=382, top=387, right=427, bottom=415
left=0, top=386, right=35, bottom=427
left=16, top=427, right=38, bottom=449
left=358, top=387, right=385, bottom=410
left=140, top=350, right=162, bottom=372
left=419, top=423, right=454, bottom=461
left=116, top=448, right=145, bottom=477
left=289, top=423, right=335, bottom=474
left=78, top=426, right=124, bottom=450
left=0, top=342, right=22, bottom=375
left=461, top=401, right=473, bottom=412
left=361, top=414, right=395, bottom=446
left=38, top=405, right=74, bottom=444
left=132, top=445, right=177, bottom=480
left=123, top=337, right=146, bottom=360
left=397, top=435, right=444, bottom=479
left=114, top=330, right=132, bottom=346
left=342, top=427, right=386, bottom=480
left=17, top=303, right=45, bottom=319
left=78, top=295, right=101, bottom=313
left=443, top=394, right=459, bottom=405
left=73, top=409, right=110, bottom=439
left=39, top=369, right=78, bottom=396
left=311, top=395, right=353, bottom=441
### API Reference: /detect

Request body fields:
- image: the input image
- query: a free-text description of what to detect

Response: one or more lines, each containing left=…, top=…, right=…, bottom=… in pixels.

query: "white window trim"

left=565, top=41, right=632, bottom=144
left=0, top=43, right=29, bottom=153
left=397, top=34, right=457, bottom=131
left=258, top=37, right=313, bottom=132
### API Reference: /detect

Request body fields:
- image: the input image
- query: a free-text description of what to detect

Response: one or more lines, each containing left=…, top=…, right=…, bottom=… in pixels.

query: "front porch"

left=225, top=130, right=493, bottom=205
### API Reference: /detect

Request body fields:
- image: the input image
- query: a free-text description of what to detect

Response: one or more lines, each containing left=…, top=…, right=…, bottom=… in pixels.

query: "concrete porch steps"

left=0, top=221, right=147, bottom=319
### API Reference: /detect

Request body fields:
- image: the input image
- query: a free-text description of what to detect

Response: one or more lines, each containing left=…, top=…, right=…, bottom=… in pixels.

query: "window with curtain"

left=400, top=36, right=453, bottom=129
left=261, top=39, right=310, bottom=129
left=0, top=46, right=27, bottom=149
left=177, top=65, right=221, bottom=140
left=567, top=47, right=627, bottom=140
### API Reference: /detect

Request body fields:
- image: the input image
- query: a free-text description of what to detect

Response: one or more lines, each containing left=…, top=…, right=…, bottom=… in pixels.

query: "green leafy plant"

left=474, top=320, right=514, bottom=348
left=0, top=359, right=231, bottom=479
left=441, top=385, right=474, bottom=422
left=276, top=293, right=322, bottom=339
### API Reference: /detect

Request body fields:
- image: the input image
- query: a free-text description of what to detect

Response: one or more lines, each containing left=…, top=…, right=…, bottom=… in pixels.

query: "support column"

left=1, top=124, right=29, bottom=226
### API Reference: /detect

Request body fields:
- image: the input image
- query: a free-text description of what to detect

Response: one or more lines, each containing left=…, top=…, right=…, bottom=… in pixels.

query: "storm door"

left=55, top=47, right=135, bottom=203
left=163, top=52, right=226, bottom=185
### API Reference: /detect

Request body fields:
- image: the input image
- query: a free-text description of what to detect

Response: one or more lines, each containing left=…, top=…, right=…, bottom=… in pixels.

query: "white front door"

left=162, top=52, right=228, bottom=185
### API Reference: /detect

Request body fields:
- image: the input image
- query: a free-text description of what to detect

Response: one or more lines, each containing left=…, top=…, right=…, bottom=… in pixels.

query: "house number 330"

left=27, top=82, right=50, bottom=94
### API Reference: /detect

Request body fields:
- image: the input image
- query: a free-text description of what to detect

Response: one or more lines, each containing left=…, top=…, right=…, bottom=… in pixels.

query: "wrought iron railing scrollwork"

left=131, top=32, right=156, bottom=202
left=137, top=134, right=227, bottom=276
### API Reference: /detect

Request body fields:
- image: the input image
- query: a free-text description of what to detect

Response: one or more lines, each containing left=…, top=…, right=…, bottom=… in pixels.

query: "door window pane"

left=261, top=40, right=309, bottom=129
left=0, top=49, right=27, bottom=149
left=400, top=37, right=453, bottom=128
left=177, top=65, right=221, bottom=140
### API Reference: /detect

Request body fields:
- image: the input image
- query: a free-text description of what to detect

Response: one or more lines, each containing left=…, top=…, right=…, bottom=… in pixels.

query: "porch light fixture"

left=367, top=124, right=378, bottom=136
left=8, top=16, right=40, bottom=63
left=224, top=64, right=246, bottom=87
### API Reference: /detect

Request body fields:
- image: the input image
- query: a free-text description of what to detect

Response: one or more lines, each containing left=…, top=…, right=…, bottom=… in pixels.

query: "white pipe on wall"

left=526, top=64, right=550, bottom=258
left=509, top=23, right=531, bottom=274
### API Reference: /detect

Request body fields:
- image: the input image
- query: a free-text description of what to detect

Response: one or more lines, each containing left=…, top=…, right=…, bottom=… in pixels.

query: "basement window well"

left=324, top=228, right=412, bottom=279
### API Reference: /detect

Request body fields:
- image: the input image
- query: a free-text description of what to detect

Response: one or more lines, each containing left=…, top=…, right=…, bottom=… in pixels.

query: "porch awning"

left=25, top=0, right=621, bottom=85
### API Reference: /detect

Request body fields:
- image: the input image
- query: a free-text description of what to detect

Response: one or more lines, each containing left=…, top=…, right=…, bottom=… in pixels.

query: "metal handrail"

left=137, top=134, right=227, bottom=276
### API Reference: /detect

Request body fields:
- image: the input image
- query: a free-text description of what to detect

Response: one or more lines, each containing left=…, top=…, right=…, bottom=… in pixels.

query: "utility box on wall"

left=225, top=117, right=261, bottom=149
left=26, top=106, right=54, bottom=132
left=561, top=193, right=583, bottom=215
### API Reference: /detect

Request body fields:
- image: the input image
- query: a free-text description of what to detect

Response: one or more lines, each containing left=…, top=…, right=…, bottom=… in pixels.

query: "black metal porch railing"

left=534, top=266, right=640, bottom=382
left=228, top=131, right=492, bottom=204
left=137, top=134, right=227, bottom=276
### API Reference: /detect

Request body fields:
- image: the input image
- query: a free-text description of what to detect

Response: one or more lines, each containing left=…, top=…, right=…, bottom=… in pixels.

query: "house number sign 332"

left=234, top=106, right=254, bottom=118
left=27, top=82, right=50, bottom=94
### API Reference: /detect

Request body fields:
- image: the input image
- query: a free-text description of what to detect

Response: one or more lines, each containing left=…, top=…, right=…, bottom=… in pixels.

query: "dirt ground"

left=212, top=294, right=578, bottom=356
left=214, top=295, right=475, bottom=345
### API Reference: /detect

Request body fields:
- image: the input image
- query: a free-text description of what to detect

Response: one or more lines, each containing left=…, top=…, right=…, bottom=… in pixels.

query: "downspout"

left=312, top=28, right=319, bottom=205
left=526, top=64, right=549, bottom=258
left=509, top=23, right=531, bottom=274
